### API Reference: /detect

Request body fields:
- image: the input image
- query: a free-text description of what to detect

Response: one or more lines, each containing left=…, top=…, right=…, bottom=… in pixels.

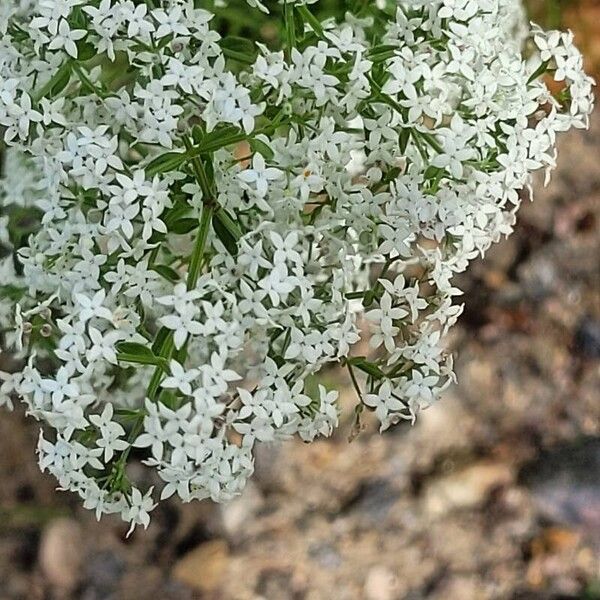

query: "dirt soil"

left=1, top=111, right=599, bottom=600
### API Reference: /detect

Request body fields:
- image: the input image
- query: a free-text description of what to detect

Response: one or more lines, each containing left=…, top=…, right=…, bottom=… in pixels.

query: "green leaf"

left=381, top=166, right=402, bottom=186
left=116, top=342, right=168, bottom=369
left=170, top=218, right=199, bottom=235
left=220, top=36, right=256, bottom=56
left=7, top=206, right=42, bottom=247
left=114, top=408, right=145, bottom=420
left=284, top=1, right=297, bottom=53
left=348, top=357, right=386, bottom=379
left=187, top=203, right=214, bottom=290
left=158, top=389, right=178, bottom=409
left=0, top=285, right=27, bottom=302
left=146, top=151, right=187, bottom=177
left=116, top=342, right=155, bottom=359
left=528, top=60, right=550, bottom=84
left=76, top=41, right=96, bottom=62
left=249, top=137, right=274, bottom=161
left=151, top=327, right=172, bottom=356
left=214, top=207, right=243, bottom=241
left=296, top=4, right=326, bottom=39
left=191, top=125, right=205, bottom=144
left=212, top=212, right=239, bottom=257
left=163, top=203, right=192, bottom=227
left=399, top=128, right=410, bottom=154
left=32, top=62, right=71, bottom=103
left=194, top=126, right=246, bottom=155
left=369, top=44, right=399, bottom=57
left=50, top=66, right=72, bottom=97
left=219, top=36, right=257, bottom=64
left=152, top=264, right=180, bottom=283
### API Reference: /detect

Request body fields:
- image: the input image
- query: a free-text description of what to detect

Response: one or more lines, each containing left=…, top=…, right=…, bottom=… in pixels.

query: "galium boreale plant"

left=0, top=0, right=594, bottom=533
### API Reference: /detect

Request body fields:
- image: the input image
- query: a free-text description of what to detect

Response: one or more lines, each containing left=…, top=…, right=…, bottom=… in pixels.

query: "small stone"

left=308, top=542, right=343, bottom=569
left=530, top=527, right=581, bottom=557
left=520, top=438, right=600, bottom=537
left=434, top=575, right=484, bottom=600
left=119, top=568, right=194, bottom=600
left=255, top=568, right=297, bottom=600
left=364, top=566, right=400, bottom=600
left=173, top=539, right=229, bottom=593
left=39, top=518, right=84, bottom=593
left=253, top=442, right=284, bottom=492
left=574, top=317, right=600, bottom=359
left=485, top=234, right=520, bottom=273
left=220, top=481, right=264, bottom=537
left=517, top=254, right=557, bottom=300
left=423, top=462, right=513, bottom=517
left=81, top=550, right=125, bottom=599
left=345, top=479, right=399, bottom=525
left=410, top=393, right=477, bottom=463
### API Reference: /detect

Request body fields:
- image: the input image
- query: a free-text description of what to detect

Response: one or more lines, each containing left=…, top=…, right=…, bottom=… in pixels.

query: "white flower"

left=152, top=6, right=190, bottom=39
left=123, top=3, right=155, bottom=39
left=0, top=370, right=20, bottom=410
left=39, top=367, right=79, bottom=405
left=89, top=403, right=129, bottom=462
left=404, top=370, right=439, bottom=410
left=48, top=19, right=87, bottom=58
left=74, top=290, right=113, bottom=323
left=270, top=231, right=301, bottom=265
left=157, top=282, right=202, bottom=313
left=199, top=353, right=241, bottom=397
left=238, top=153, right=283, bottom=197
left=162, top=360, right=199, bottom=396
left=237, top=239, right=272, bottom=279
left=364, top=380, right=408, bottom=431
left=123, top=487, right=156, bottom=536
left=366, top=293, right=408, bottom=352
left=378, top=221, right=413, bottom=257
left=159, top=305, right=203, bottom=350
left=1, top=94, right=42, bottom=142
left=258, top=264, right=298, bottom=306
left=87, top=327, right=121, bottom=364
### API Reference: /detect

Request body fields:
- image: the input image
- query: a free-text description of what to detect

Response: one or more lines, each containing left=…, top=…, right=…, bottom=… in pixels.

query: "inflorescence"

left=0, top=0, right=594, bottom=532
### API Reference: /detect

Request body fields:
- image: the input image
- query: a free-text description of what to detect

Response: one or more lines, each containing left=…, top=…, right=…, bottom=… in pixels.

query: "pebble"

left=220, top=481, right=264, bottom=537
left=423, top=462, right=513, bottom=517
left=574, top=317, right=600, bottom=359
left=364, top=566, right=400, bottom=600
left=39, top=518, right=84, bottom=593
left=173, top=539, right=229, bottom=593
left=80, top=550, right=125, bottom=599
left=520, top=438, right=600, bottom=538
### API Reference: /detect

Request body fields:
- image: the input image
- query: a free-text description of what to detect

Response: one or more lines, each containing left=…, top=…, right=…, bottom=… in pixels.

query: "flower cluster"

left=0, top=0, right=594, bottom=532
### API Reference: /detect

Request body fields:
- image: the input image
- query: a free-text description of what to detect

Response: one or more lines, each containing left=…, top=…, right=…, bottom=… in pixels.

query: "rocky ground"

left=1, top=95, right=600, bottom=600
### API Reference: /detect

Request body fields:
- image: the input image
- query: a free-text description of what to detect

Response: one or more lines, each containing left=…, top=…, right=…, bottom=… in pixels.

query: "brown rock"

left=424, top=462, right=514, bottom=517
left=39, top=518, right=84, bottom=593
left=220, top=481, right=264, bottom=538
left=530, top=527, right=581, bottom=557
left=432, top=575, right=485, bottom=600
left=364, top=566, right=400, bottom=600
left=173, top=539, right=229, bottom=593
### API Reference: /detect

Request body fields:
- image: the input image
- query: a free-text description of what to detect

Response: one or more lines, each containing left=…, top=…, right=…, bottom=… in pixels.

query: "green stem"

left=347, top=362, right=363, bottom=401
left=32, top=62, right=71, bottom=103
left=284, top=1, right=296, bottom=58
left=214, top=206, right=242, bottom=241
left=116, top=353, right=169, bottom=370
left=146, top=333, right=174, bottom=400
left=297, top=5, right=326, bottom=40
left=187, top=202, right=214, bottom=291
left=345, top=290, right=370, bottom=300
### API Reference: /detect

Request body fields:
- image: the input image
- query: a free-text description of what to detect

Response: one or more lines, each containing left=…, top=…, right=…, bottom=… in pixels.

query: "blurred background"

left=1, top=1, right=599, bottom=599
